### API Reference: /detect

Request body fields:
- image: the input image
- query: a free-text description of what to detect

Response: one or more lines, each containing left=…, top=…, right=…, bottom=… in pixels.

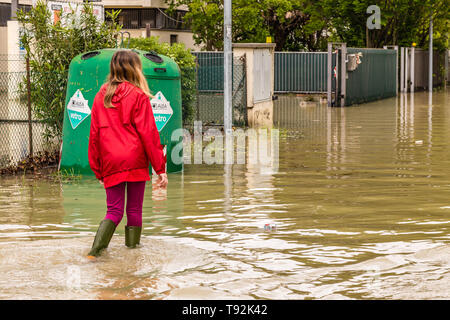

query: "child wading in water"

left=87, top=50, right=168, bottom=260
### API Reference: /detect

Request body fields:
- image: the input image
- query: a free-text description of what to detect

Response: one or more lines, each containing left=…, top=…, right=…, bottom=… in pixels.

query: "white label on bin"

left=151, top=91, right=173, bottom=132
left=67, top=89, right=91, bottom=130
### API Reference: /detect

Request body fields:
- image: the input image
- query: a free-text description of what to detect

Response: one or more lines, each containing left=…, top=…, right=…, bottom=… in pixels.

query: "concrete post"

left=233, top=43, right=276, bottom=127
left=145, top=23, right=151, bottom=38
left=11, top=0, right=18, bottom=20
left=326, top=42, right=346, bottom=106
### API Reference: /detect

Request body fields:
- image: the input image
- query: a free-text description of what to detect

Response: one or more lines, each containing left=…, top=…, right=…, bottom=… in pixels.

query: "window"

left=105, top=8, right=190, bottom=31
left=142, top=8, right=156, bottom=28
left=0, top=3, right=31, bottom=27
left=155, top=9, right=165, bottom=29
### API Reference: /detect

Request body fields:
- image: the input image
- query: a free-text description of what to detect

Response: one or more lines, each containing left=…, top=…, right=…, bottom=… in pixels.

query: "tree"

left=166, top=0, right=449, bottom=51
left=17, top=1, right=122, bottom=141
left=127, top=37, right=197, bottom=124
left=327, top=0, right=449, bottom=50
left=166, top=0, right=330, bottom=51
left=166, top=0, right=268, bottom=50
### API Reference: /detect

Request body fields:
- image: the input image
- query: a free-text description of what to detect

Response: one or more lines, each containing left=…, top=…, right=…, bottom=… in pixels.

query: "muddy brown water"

left=0, top=91, right=449, bottom=299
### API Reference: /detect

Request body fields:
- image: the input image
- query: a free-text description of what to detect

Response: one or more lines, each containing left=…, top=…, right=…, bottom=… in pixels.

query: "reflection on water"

left=0, top=91, right=449, bottom=299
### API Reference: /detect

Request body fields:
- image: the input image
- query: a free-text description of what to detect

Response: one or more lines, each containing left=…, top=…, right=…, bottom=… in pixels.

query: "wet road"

left=0, top=90, right=449, bottom=299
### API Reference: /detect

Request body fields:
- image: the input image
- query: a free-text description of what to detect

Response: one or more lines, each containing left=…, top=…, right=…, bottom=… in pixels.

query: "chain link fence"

left=1, top=51, right=248, bottom=170
left=193, top=52, right=247, bottom=126
left=0, top=54, right=56, bottom=170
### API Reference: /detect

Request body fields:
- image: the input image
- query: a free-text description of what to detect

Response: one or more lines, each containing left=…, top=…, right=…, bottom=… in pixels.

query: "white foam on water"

left=0, top=236, right=210, bottom=300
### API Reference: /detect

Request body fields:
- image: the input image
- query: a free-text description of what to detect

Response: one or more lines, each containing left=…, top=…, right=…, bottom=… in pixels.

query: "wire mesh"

left=1, top=51, right=248, bottom=170
left=193, top=52, right=247, bottom=126
left=0, top=55, right=57, bottom=170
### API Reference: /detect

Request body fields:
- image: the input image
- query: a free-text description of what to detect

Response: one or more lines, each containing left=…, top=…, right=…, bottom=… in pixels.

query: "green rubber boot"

left=87, top=219, right=116, bottom=258
left=125, top=226, right=142, bottom=248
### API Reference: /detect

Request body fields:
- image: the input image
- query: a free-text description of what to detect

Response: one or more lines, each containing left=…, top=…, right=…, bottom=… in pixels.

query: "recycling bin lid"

left=71, top=48, right=180, bottom=80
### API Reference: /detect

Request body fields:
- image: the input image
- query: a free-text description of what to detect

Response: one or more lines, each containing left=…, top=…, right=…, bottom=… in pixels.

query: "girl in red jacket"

left=87, top=50, right=168, bottom=260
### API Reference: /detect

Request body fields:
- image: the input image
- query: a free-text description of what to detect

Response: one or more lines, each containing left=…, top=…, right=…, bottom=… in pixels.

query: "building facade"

left=103, top=0, right=198, bottom=49
left=0, top=0, right=199, bottom=52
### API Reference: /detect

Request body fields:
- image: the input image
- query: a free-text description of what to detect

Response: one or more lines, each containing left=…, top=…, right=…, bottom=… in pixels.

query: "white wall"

left=122, top=28, right=200, bottom=51
left=102, top=0, right=188, bottom=10
left=0, top=26, right=7, bottom=56
left=0, top=0, right=33, bottom=5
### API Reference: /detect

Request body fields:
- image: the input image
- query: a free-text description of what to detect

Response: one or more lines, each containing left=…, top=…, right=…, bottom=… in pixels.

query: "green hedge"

left=128, top=37, right=196, bottom=125
left=17, top=1, right=122, bottom=142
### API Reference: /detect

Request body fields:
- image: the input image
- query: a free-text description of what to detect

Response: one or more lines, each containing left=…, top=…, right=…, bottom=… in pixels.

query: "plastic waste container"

left=59, top=48, right=183, bottom=175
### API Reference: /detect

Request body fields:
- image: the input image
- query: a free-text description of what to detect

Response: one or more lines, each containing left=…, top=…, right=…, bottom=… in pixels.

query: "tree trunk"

left=366, top=27, right=370, bottom=48
left=273, top=27, right=287, bottom=51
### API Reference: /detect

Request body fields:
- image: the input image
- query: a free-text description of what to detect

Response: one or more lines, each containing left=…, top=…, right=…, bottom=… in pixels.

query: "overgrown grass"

left=50, top=168, right=82, bottom=183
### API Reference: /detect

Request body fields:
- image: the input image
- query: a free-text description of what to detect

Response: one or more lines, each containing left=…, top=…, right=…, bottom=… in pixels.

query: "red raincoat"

left=88, top=82, right=166, bottom=189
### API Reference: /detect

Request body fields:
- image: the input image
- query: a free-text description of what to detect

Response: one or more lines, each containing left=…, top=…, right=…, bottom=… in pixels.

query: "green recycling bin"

left=59, top=48, right=183, bottom=175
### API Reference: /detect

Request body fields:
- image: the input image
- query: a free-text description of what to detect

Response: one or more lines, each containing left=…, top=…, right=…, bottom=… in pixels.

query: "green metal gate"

left=345, top=48, right=397, bottom=106
left=274, top=52, right=329, bottom=93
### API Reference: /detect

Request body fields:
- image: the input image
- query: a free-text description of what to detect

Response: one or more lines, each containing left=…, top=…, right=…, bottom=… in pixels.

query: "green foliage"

left=326, top=0, right=450, bottom=50
left=164, top=0, right=332, bottom=51
left=166, top=0, right=449, bottom=51
left=128, top=37, right=197, bottom=124
left=50, top=168, right=82, bottom=183
left=17, top=1, right=122, bottom=142
left=165, top=0, right=270, bottom=50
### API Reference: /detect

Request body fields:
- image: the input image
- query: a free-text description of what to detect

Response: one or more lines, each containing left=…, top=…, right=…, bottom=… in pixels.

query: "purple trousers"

left=104, top=181, right=146, bottom=227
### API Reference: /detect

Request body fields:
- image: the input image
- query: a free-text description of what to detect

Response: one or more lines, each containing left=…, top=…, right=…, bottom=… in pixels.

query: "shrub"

left=128, top=37, right=196, bottom=124
left=17, top=1, right=122, bottom=142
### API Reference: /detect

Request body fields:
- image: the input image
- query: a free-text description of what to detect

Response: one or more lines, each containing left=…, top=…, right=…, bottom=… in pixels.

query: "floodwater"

left=0, top=90, right=449, bottom=299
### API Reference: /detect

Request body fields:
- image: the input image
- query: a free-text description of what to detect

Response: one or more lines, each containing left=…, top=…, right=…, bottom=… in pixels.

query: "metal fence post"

left=223, top=0, right=233, bottom=165
left=340, top=43, right=347, bottom=107
left=405, top=48, right=409, bottom=92
left=26, top=56, right=33, bottom=158
left=429, top=13, right=433, bottom=92
left=243, top=53, right=248, bottom=126
left=410, top=47, right=415, bottom=93
left=445, top=49, right=449, bottom=89
left=395, top=46, right=399, bottom=94
left=335, top=48, right=339, bottom=105
left=400, top=47, right=405, bottom=92
left=195, top=56, right=200, bottom=121
left=327, top=43, right=332, bottom=107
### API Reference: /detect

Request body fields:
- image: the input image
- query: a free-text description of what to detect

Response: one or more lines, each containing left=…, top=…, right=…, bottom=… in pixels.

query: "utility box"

left=59, top=48, right=183, bottom=175
left=233, top=43, right=276, bottom=127
left=346, top=52, right=363, bottom=72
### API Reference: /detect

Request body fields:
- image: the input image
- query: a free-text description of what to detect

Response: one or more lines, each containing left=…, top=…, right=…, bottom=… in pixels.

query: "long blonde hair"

left=104, top=50, right=152, bottom=108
